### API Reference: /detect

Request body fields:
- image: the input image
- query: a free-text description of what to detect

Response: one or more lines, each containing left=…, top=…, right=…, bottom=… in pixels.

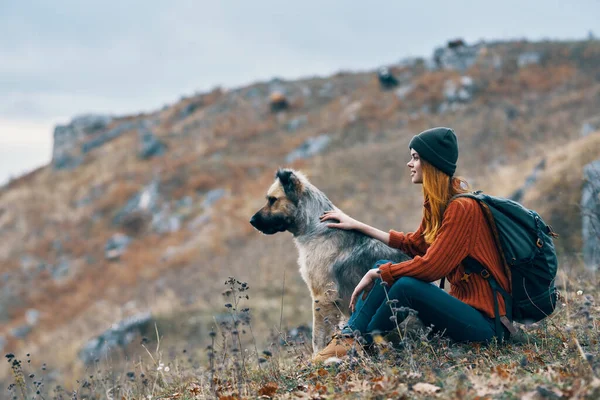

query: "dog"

left=250, top=168, right=418, bottom=354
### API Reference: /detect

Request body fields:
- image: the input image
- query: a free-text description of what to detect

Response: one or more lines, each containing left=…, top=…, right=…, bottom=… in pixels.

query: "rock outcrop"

left=52, top=114, right=113, bottom=169
left=582, top=160, right=600, bottom=270
left=52, top=116, right=165, bottom=170
left=79, top=312, right=153, bottom=364
left=433, top=40, right=485, bottom=71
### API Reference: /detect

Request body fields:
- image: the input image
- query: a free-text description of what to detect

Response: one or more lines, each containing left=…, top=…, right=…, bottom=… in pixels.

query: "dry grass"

left=487, top=65, right=578, bottom=95
left=3, top=261, right=599, bottom=399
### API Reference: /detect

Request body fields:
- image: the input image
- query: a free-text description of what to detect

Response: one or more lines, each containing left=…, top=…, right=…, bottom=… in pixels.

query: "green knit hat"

left=409, top=127, right=458, bottom=176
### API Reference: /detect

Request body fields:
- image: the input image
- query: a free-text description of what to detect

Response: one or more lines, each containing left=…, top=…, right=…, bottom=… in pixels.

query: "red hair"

left=421, top=160, right=470, bottom=244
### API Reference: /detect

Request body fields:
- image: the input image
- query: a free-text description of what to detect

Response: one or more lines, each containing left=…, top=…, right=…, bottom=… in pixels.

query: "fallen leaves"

left=491, top=364, right=513, bottom=380
left=412, top=382, right=441, bottom=395
left=257, top=382, right=278, bottom=398
left=188, top=382, right=202, bottom=396
left=469, top=373, right=507, bottom=397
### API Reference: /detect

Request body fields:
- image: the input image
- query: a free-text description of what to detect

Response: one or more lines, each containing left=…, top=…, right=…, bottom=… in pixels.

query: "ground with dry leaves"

left=5, top=266, right=600, bottom=399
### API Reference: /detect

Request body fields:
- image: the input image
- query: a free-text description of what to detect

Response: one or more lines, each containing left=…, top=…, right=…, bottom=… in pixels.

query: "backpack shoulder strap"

left=449, top=190, right=483, bottom=203
left=464, top=256, right=516, bottom=338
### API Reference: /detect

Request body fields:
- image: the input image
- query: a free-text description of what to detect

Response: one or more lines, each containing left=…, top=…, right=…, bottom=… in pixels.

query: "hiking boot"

left=312, top=335, right=360, bottom=363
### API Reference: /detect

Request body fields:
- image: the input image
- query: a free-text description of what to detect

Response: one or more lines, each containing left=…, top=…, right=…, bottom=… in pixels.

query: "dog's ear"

left=276, top=169, right=294, bottom=187
left=276, top=169, right=301, bottom=202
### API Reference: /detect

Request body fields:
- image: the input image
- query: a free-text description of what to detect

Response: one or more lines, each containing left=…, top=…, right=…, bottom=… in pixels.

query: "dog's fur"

left=250, top=169, right=417, bottom=353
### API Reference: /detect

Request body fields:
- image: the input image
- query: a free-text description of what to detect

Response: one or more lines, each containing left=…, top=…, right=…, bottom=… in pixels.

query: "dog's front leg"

left=312, top=306, right=326, bottom=354
left=312, top=297, right=342, bottom=354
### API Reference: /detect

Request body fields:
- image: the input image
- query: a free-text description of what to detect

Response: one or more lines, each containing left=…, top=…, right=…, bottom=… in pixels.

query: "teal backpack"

left=450, top=191, right=560, bottom=339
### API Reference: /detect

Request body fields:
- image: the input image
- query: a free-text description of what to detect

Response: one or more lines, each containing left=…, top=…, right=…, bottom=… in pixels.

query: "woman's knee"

left=388, top=276, right=427, bottom=297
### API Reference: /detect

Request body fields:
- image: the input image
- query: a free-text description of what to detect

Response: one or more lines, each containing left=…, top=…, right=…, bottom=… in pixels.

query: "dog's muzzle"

left=250, top=212, right=290, bottom=234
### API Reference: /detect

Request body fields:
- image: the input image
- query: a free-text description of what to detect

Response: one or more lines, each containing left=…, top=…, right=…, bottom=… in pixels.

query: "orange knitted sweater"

left=378, top=197, right=510, bottom=319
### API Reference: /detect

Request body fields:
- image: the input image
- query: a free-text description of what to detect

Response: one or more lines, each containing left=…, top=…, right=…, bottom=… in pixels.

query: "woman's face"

left=407, top=149, right=423, bottom=184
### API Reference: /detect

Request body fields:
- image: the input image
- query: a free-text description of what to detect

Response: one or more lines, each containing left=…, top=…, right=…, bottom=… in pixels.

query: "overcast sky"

left=1, top=0, right=598, bottom=185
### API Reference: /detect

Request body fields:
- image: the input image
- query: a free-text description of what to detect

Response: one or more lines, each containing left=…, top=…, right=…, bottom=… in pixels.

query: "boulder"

left=245, top=87, right=262, bottom=99
left=74, top=184, right=106, bottom=208
left=377, top=67, right=399, bottom=90
left=52, top=114, right=112, bottom=169
left=138, top=125, right=166, bottom=160
left=447, top=39, right=466, bottom=48
left=152, top=205, right=182, bottom=234
left=104, top=233, right=132, bottom=261
left=0, top=286, right=24, bottom=323
left=51, top=257, right=71, bottom=281
left=279, top=324, right=312, bottom=346
left=443, top=76, right=475, bottom=103
left=203, top=188, right=226, bottom=208
left=318, top=82, right=334, bottom=98
left=505, top=104, right=520, bottom=121
left=52, top=125, right=83, bottom=170
left=517, top=52, right=542, bottom=68
left=71, top=114, right=113, bottom=134
left=79, top=312, right=153, bottom=365
left=285, top=135, right=331, bottom=163
left=179, top=99, right=204, bottom=120
left=395, top=84, right=415, bottom=100
left=11, top=325, right=32, bottom=339
left=187, top=214, right=211, bottom=231
left=269, top=91, right=289, bottom=112
left=177, top=196, right=194, bottom=209
left=20, top=254, right=44, bottom=272
left=285, top=116, right=308, bottom=132
left=433, top=41, right=484, bottom=71
left=25, top=309, right=40, bottom=326
left=82, top=121, right=138, bottom=153
left=581, top=116, right=600, bottom=137
left=510, top=159, right=546, bottom=203
left=113, top=182, right=160, bottom=226
left=582, top=160, right=600, bottom=270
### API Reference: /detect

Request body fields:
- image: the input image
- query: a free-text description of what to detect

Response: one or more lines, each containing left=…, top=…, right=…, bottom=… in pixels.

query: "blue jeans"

left=341, top=260, right=499, bottom=343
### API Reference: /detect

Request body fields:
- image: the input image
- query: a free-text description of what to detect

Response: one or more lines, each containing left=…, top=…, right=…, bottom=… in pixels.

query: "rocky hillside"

left=1, top=38, right=600, bottom=381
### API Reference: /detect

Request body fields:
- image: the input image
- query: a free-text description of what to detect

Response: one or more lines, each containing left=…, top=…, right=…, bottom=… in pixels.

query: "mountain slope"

left=1, top=38, right=599, bottom=380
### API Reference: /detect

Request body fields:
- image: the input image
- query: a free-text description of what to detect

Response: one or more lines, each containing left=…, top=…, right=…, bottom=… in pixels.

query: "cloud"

left=0, top=118, right=57, bottom=146
left=0, top=118, right=55, bottom=185
left=0, top=0, right=598, bottom=182
left=2, top=1, right=597, bottom=105
left=0, top=91, right=168, bottom=121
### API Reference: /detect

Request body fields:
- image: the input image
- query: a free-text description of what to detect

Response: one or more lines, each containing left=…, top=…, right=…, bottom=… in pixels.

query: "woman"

left=314, top=127, right=511, bottom=362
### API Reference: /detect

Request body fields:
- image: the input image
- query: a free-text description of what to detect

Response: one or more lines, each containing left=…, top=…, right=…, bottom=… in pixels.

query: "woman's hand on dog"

left=349, top=269, right=381, bottom=312
left=320, top=209, right=361, bottom=230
